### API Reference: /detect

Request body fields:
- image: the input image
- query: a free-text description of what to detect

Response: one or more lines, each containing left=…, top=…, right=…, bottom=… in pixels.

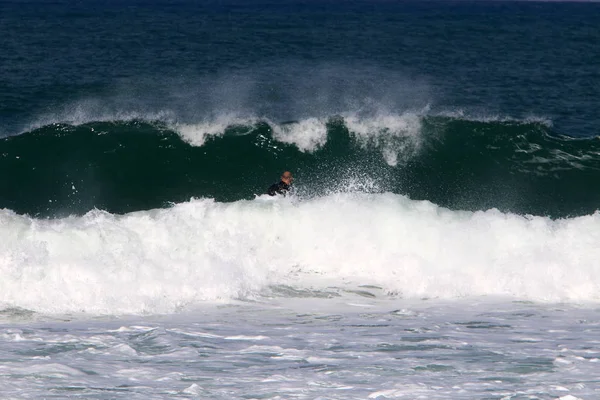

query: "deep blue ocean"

left=1, top=0, right=600, bottom=217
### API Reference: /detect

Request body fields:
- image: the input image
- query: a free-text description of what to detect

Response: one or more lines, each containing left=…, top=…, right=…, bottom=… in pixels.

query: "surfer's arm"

left=267, top=182, right=290, bottom=196
left=267, top=183, right=279, bottom=196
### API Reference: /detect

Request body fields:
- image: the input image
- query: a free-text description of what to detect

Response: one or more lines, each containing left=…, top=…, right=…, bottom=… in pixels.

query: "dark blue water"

left=1, top=0, right=600, bottom=217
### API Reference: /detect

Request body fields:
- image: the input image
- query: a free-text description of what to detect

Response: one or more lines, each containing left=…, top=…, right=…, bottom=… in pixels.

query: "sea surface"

left=1, top=0, right=600, bottom=398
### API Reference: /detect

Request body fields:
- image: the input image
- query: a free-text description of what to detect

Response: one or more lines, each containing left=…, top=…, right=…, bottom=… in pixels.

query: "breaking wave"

left=1, top=113, right=598, bottom=218
left=1, top=194, right=599, bottom=315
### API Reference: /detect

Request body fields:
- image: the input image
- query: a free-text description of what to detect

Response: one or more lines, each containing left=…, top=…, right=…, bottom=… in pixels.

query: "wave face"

left=1, top=194, right=599, bottom=315
left=2, top=115, right=600, bottom=218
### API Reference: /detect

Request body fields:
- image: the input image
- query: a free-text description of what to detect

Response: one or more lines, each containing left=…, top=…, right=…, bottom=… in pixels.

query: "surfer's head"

left=281, top=171, right=293, bottom=185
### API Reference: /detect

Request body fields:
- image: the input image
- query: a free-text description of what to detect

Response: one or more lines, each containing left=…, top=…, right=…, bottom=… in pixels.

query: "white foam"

left=271, top=118, right=328, bottom=152
left=173, top=112, right=424, bottom=167
left=343, top=112, right=423, bottom=165
left=0, top=363, right=86, bottom=377
left=267, top=112, right=423, bottom=165
left=2, top=193, right=600, bottom=315
left=173, top=112, right=423, bottom=163
left=173, top=114, right=259, bottom=146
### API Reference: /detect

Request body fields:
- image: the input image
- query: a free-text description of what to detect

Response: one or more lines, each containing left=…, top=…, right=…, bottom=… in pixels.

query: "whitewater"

left=1, top=195, right=599, bottom=399
left=2, top=193, right=600, bottom=315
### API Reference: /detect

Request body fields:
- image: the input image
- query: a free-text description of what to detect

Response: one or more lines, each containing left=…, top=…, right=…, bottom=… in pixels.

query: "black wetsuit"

left=267, top=181, right=291, bottom=196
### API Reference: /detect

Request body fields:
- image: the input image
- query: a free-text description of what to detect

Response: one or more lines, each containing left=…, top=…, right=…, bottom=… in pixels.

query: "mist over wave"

left=1, top=194, right=599, bottom=315
left=7, top=63, right=431, bottom=137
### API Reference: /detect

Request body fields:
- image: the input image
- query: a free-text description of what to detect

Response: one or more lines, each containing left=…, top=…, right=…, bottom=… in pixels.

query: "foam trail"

left=1, top=194, right=600, bottom=315
left=434, top=109, right=554, bottom=126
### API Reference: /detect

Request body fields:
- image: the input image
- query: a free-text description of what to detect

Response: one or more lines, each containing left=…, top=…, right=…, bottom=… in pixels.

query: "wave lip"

left=174, top=114, right=260, bottom=147
left=1, top=194, right=600, bottom=315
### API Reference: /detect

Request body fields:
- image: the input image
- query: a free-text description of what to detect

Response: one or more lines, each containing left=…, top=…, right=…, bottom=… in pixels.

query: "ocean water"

left=2, top=299, right=600, bottom=399
left=2, top=0, right=600, bottom=398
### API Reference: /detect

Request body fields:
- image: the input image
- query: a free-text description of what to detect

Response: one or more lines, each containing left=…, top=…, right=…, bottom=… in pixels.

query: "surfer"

left=267, top=171, right=294, bottom=196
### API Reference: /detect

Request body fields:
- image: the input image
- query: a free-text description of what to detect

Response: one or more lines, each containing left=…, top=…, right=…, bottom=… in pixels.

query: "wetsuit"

left=267, top=181, right=291, bottom=196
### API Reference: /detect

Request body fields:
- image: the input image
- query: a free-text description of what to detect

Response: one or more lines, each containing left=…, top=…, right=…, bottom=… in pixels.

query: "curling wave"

left=1, top=114, right=599, bottom=217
